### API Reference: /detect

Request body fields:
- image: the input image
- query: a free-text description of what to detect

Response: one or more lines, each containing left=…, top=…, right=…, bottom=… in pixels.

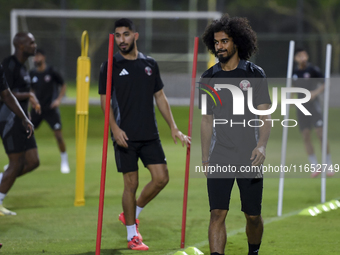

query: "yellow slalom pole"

left=74, top=31, right=91, bottom=206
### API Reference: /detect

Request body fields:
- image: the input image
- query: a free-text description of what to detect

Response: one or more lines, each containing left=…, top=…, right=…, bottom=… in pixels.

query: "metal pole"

left=321, top=44, right=332, bottom=203
left=10, top=10, right=18, bottom=54
left=278, top=40, right=295, bottom=217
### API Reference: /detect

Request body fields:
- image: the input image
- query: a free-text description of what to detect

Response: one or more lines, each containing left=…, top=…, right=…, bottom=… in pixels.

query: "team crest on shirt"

left=145, top=66, right=152, bottom=76
left=32, top=76, right=38, bottom=83
left=44, top=74, right=51, bottom=82
left=303, top=72, right=310, bottom=78
left=239, top=80, right=251, bottom=91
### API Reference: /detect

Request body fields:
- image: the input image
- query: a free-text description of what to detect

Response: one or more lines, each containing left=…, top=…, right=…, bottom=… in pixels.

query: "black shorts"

left=31, top=108, right=62, bottom=130
left=0, top=116, right=37, bottom=154
left=207, top=173, right=263, bottom=215
left=114, top=139, right=167, bottom=173
left=297, top=103, right=323, bottom=132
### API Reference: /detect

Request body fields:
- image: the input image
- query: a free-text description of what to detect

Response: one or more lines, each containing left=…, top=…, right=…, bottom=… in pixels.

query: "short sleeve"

left=98, top=61, right=108, bottom=95
left=153, top=62, right=164, bottom=93
left=198, top=68, right=214, bottom=115
left=0, top=65, right=9, bottom=92
left=253, top=68, right=272, bottom=108
left=51, top=67, right=64, bottom=86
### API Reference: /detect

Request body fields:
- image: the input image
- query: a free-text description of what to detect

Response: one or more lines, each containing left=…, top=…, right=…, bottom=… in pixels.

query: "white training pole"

left=277, top=40, right=295, bottom=217
left=321, top=44, right=332, bottom=203
left=10, top=10, right=18, bottom=54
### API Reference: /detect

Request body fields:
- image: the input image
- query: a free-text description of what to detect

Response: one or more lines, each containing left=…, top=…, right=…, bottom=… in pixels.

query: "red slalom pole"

left=95, top=33, right=114, bottom=255
left=181, top=37, right=199, bottom=249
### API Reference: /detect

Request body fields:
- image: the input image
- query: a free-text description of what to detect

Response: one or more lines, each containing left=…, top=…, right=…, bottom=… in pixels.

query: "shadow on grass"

left=73, top=248, right=127, bottom=255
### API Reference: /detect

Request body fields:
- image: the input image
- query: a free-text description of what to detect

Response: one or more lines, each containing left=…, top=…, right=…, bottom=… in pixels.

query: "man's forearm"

left=12, top=91, right=31, bottom=101
left=57, top=83, right=66, bottom=101
left=257, top=114, right=271, bottom=148
left=311, top=84, right=325, bottom=99
left=155, top=91, right=177, bottom=130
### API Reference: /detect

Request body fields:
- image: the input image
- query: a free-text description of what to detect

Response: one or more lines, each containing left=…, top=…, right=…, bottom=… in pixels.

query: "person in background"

left=98, top=18, right=190, bottom=250
left=0, top=32, right=39, bottom=216
left=293, top=48, right=333, bottom=177
left=30, top=48, right=70, bottom=174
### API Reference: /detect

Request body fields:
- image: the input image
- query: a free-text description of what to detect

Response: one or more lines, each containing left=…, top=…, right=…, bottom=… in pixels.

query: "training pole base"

left=74, top=200, right=85, bottom=207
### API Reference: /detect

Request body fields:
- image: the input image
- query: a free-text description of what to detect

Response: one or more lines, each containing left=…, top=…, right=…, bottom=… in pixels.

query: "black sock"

left=211, top=253, right=224, bottom=255
left=248, top=242, right=261, bottom=254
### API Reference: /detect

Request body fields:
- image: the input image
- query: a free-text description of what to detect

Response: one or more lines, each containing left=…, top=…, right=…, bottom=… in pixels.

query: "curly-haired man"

left=200, top=14, right=272, bottom=255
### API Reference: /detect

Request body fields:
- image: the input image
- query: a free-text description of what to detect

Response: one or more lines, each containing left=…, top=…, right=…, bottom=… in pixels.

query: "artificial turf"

left=0, top=105, right=339, bottom=254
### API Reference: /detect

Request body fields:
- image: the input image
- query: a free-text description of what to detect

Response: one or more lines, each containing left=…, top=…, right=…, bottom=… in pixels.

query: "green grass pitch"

left=0, top=104, right=339, bottom=254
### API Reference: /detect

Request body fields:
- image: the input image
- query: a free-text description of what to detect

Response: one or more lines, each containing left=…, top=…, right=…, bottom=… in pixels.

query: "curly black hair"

left=202, top=14, right=257, bottom=60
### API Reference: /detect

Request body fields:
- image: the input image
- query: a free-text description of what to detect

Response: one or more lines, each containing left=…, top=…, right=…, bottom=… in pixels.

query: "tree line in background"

left=0, top=0, right=339, bottom=77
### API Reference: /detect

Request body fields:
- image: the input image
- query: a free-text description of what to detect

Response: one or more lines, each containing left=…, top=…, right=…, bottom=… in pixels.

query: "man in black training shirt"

left=30, top=49, right=70, bottom=174
left=200, top=14, right=272, bottom=255
left=0, top=65, right=34, bottom=216
left=0, top=32, right=40, bottom=216
left=98, top=19, right=189, bottom=250
left=293, top=48, right=333, bottom=177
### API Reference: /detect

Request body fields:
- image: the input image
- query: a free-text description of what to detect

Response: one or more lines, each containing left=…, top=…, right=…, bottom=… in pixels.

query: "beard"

left=216, top=46, right=237, bottom=64
left=119, top=40, right=135, bottom=55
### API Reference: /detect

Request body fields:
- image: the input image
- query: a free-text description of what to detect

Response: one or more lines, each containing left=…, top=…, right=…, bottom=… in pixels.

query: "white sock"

left=126, top=224, right=138, bottom=241
left=0, top=192, right=6, bottom=205
left=0, top=172, right=3, bottom=185
left=61, top=152, right=68, bottom=164
left=308, top=154, right=318, bottom=165
left=136, top=206, right=143, bottom=219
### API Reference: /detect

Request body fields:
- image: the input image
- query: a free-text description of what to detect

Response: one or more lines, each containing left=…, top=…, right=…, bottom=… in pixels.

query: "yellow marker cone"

left=298, top=207, right=317, bottom=216
left=327, top=202, right=337, bottom=210
left=185, top=246, right=204, bottom=255
left=335, top=200, right=340, bottom=207
left=174, top=252, right=189, bottom=255
left=312, top=206, right=322, bottom=214
left=330, top=200, right=340, bottom=208
left=316, top=204, right=330, bottom=212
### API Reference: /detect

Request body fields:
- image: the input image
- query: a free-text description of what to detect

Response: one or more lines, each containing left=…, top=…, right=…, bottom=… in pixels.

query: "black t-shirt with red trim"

left=292, top=63, right=324, bottom=108
left=98, top=52, right=164, bottom=141
left=30, top=66, right=64, bottom=110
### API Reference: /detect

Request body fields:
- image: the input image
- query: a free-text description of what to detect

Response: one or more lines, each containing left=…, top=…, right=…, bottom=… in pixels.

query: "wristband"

left=202, top=160, right=209, bottom=164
